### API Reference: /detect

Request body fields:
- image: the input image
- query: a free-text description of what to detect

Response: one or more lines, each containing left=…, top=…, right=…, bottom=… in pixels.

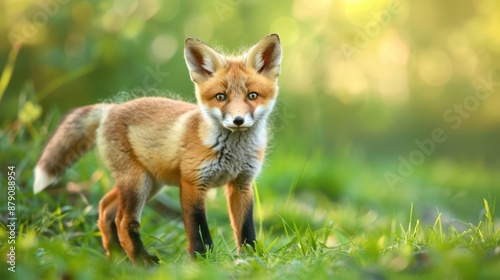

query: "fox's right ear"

left=184, top=38, right=224, bottom=83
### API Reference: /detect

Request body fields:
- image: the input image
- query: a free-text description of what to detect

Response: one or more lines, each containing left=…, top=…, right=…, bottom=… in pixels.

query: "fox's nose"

left=233, top=116, right=244, bottom=126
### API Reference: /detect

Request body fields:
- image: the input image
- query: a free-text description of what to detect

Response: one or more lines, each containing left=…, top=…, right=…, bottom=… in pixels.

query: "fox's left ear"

left=246, top=34, right=282, bottom=79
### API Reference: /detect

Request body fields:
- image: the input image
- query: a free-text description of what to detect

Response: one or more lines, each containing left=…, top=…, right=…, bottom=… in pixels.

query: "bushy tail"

left=34, top=104, right=109, bottom=193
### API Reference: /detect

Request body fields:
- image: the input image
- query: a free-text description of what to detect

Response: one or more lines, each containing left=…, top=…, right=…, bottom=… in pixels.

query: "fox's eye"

left=215, top=93, right=227, bottom=101
left=247, top=92, right=258, bottom=100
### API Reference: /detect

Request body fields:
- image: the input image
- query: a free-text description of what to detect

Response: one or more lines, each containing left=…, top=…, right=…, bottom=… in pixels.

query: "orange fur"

left=34, top=34, right=282, bottom=265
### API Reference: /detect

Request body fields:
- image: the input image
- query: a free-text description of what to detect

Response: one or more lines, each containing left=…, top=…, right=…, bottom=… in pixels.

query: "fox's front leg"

left=226, top=182, right=256, bottom=251
left=180, top=180, right=213, bottom=259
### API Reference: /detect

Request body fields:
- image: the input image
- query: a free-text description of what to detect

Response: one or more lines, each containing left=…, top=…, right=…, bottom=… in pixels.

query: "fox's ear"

left=184, top=38, right=224, bottom=83
left=246, top=34, right=282, bottom=79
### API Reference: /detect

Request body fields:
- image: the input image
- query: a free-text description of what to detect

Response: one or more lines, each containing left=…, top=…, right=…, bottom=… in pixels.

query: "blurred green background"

left=1, top=0, right=500, bottom=224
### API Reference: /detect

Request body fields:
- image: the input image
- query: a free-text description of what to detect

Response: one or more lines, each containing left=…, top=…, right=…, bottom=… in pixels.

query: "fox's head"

left=184, top=34, right=282, bottom=132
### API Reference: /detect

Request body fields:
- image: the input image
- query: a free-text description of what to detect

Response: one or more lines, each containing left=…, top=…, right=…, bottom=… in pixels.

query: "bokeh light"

left=151, top=34, right=178, bottom=63
left=418, top=49, right=453, bottom=87
left=269, top=17, right=300, bottom=47
left=183, top=16, right=214, bottom=42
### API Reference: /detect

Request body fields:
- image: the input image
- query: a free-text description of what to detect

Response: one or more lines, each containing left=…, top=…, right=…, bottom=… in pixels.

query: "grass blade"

left=0, top=43, right=21, bottom=102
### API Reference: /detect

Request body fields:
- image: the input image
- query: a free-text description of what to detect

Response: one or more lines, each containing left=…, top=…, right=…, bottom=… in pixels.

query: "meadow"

left=1, top=0, right=500, bottom=279
left=1, top=96, right=500, bottom=279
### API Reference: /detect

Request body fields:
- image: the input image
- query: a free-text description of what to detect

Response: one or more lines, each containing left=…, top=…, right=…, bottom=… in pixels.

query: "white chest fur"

left=198, top=123, right=266, bottom=188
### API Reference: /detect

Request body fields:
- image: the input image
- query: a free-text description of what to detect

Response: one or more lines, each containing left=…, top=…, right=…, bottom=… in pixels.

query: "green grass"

left=1, top=109, right=500, bottom=280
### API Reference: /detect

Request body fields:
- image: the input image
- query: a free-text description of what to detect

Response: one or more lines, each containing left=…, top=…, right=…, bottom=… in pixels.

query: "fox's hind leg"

left=97, top=113, right=159, bottom=266
left=113, top=171, right=159, bottom=266
left=98, top=187, right=123, bottom=259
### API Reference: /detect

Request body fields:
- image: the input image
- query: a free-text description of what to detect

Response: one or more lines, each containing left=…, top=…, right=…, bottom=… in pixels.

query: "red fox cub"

left=34, top=34, right=282, bottom=265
